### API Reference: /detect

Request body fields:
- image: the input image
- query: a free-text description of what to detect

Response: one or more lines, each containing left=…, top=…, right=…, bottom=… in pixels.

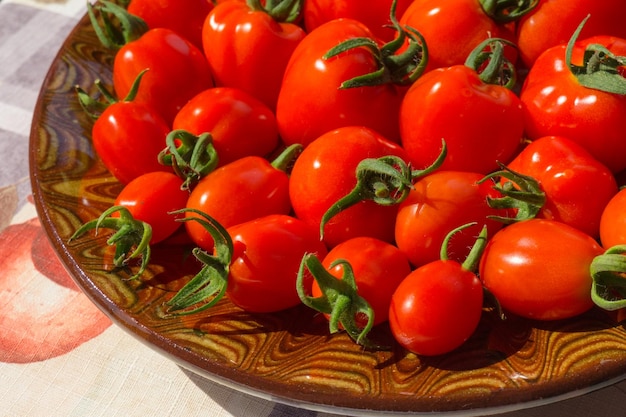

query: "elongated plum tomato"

left=114, top=171, right=188, bottom=244
left=226, top=214, right=328, bottom=313
left=479, top=219, right=603, bottom=321
left=313, top=236, right=412, bottom=326
left=600, top=187, right=626, bottom=249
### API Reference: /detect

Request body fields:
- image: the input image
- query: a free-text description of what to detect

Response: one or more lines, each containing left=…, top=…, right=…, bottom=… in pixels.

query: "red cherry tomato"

left=289, top=126, right=408, bottom=248
left=479, top=219, right=603, bottom=321
left=520, top=35, right=626, bottom=174
left=313, top=236, right=412, bottom=327
left=276, top=19, right=405, bottom=148
left=226, top=214, right=328, bottom=313
left=185, top=154, right=292, bottom=251
left=201, top=0, right=306, bottom=110
left=505, top=136, right=618, bottom=238
left=399, top=64, right=524, bottom=174
left=127, top=0, right=213, bottom=49
left=91, top=100, right=171, bottom=184
left=114, top=171, right=188, bottom=244
left=600, top=188, right=626, bottom=249
left=173, top=87, right=279, bottom=166
left=395, top=171, right=507, bottom=268
left=113, top=28, right=214, bottom=125
left=516, top=0, right=626, bottom=68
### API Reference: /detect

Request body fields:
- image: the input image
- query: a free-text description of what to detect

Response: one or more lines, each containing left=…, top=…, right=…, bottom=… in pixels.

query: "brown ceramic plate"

left=30, top=12, right=626, bottom=417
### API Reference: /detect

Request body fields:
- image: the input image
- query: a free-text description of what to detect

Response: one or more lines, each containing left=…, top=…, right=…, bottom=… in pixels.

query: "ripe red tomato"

left=172, top=87, right=279, bottom=166
left=226, top=214, right=328, bottom=313
left=91, top=100, right=171, bottom=184
left=114, top=171, right=188, bottom=244
left=399, top=0, right=517, bottom=73
left=399, top=64, right=524, bottom=174
left=201, top=0, right=306, bottom=110
left=520, top=35, right=626, bottom=174
left=185, top=154, right=293, bottom=251
left=289, top=126, right=408, bottom=248
left=127, top=0, right=213, bottom=49
left=479, top=219, right=603, bottom=321
left=313, top=236, right=412, bottom=327
left=516, top=0, right=626, bottom=68
left=504, top=136, right=618, bottom=238
left=600, top=188, right=626, bottom=249
left=113, top=28, right=214, bottom=125
left=303, top=0, right=414, bottom=42
left=395, top=171, right=507, bottom=268
left=276, top=18, right=406, bottom=148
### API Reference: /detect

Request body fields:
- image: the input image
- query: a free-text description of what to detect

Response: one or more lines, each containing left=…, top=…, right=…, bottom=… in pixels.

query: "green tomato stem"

left=270, top=143, right=303, bottom=173
left=465, top=38, right=518, bottom=88
left=590, top=245, right=626, bottom=311
left=479, top=0, right=539, bottom=23
left=87, top=0, right=148, bottom=51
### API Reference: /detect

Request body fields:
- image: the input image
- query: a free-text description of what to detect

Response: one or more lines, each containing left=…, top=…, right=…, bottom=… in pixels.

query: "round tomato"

left=289, top=126, right=408, bottom=248
left=516, top=0, right=626, bottom=68
left=503, top=136, right=618, bottom=238
left=226, top=214, right=328, bottom=313
left=114, top=171, right=188, bottom=244
left=395, top=170, right=508, bottom=268
left=600, top=188, right=626, bottom=249
left=113, top=28, right=214, bottom=125
left=520, top=35, right=626, bottom=174
left=202, top=0, right=306, bottom=110
left=399, top=64, right=524, bottom=174
left=479, top=219, right=603, bottom=321
left=173, top=87, right=279, bottom=166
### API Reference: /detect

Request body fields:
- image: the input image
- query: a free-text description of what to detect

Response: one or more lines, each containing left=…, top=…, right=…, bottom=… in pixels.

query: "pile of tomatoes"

left=72, top=0, right=626, bottom=357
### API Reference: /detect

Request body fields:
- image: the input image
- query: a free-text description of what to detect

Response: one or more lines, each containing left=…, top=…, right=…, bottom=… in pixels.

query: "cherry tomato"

left=226, top=214, right=328, bottom=313
left=276, top=19, right=405, bottom=148
left=399, top=0, right=517, bottom=73
left=173, top=87, right=279, bottom=166
left=314, top=236, right=412, bottom=327
left=113, top=28, right=214, bottom=125
left=505, top=136, right=618, bottom=238
left=303, top=0, right=413, bottom=42
left=600, top=188, right=626, bottom=249
left=127, top=0, right=213, bottom=49
left=91, top=100, right=171, bottom=184
left=520, top=35, right=626, bottom=174
left=395, top=171, right=507, bottom=268
left=289, top=126, right=408, bottom=248
left=516, top=0, right=626, bottom=68
left=185, top=154, right=293, bottom=251
left=114, top=171, right=188, bottom=244
left=399, top=64, right=524, bottom=174
left=479, top=219, right=603, bottom=321
left=201, top=0, right=306, bottom=110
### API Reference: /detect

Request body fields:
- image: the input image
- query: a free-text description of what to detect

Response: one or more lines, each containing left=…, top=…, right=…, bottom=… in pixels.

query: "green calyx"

left=319, top=140, right=446, bottom=240
left=297, top=254, right=383, bottom=349
left=69, top=206, right=152, bottom=280
left=270, top=143, right=304, bottom=172
left=246, top=0, right=303, bottom=23
left=87, top=0, right=148, bottom=51
left=158, top=129, right=220, bottom=191
left=479, top=163, right=546, bottom=224
left=590, top=245, right=626, bottom=311
left=165, top=209, right=233, bottom=315
left=323, top=0, right=428, bottom=88
left=465, top=38, right=518, bottom=89
left=479, top=0, right=539, bottom=23
left=567, top=15, right=626, bottom=95
left=441, top=223, right=488, bottom=272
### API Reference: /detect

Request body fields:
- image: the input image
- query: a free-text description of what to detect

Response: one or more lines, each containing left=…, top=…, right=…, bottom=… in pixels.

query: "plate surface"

left=30, top=13, right=626, bottom=416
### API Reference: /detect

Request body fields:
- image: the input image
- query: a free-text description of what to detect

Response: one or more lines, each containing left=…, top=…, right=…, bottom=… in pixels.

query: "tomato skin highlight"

left=114, top=171, right=188, bottom=244
left=520, top=36, right=626, bottom=174
left=479, top=219, right=603, bottom=321
left=314, top=236, right=412, bottom=326
left=173, top=87, right=279, bottom=166
left=399, top=65, right=524, bottom=174
left=289, top=126, right=409, bottom=248
left=505, top=136, right=618, bottom=238
left=600, top=188, right=626, bottom=249
left=389, top=260, right=483, bottom=356
left=226, top=214, right=328, bottom=313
